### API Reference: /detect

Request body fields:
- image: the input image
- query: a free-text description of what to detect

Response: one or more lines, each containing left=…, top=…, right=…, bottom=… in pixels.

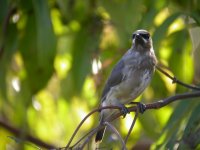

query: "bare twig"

left=65, top=106, right=120, bottom=149
left=105, top=122, right=127, bottom=150
left=65, top=108, right=99, bottom=149
left=69, top=128, right=96, bottom=149
left=63, top=62, right=200, bottom=149
left=156, top=65, right=200, bottom=90
left=64, top=91, right=200, bottom=149
left=79, top=125, right=102, bottom=150
left=4, top=91, right=199, bottom=150
left=145, top=91, right=200, bottom=109
left=0, top=120, right=56, bottom=149
left=69, top=126, right=106, bottom=149
left=109, top=91, right=200, bottom=120
left=124, top=107, right=139, bottom=144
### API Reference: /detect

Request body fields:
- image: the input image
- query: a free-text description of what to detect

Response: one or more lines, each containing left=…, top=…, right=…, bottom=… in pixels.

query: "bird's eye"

left=140, top=33, right=150, bottom=39
left=132, top=34, right=136, bottom=39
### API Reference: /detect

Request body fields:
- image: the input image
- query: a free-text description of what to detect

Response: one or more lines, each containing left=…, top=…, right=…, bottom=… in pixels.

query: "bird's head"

left=132, top=29, right=153, bottom=51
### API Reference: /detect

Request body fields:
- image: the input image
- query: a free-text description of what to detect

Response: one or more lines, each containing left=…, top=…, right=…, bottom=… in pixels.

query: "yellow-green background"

left=0, top=0, right=200, bottom=149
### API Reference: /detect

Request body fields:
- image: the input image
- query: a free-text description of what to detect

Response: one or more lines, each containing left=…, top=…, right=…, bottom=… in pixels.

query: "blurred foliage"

left=0, top=0, right=200, bottom=149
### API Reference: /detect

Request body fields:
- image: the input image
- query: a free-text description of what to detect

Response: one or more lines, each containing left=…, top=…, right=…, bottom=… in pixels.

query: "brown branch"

left=156, top=65, right=200, bottom=91
left=124, top=108, right=139, bottom=144
left=64, top=59, right=200, bottom=150
left=104, top=122, right=127, bottom=150
left=65, top=106, right=121, bottom=149
left=0, top=119, right=56, bottom=149
left=79, top=126, right=102, bottom=149
left=64, top=91, right=200, bottom=149
left=114, top=91, right=200, bottom=119
left=79, top=121, right=127, bottom=150
left=69, top=127, right=97, bottom=149
left=64, top=108, right=99, bottom=149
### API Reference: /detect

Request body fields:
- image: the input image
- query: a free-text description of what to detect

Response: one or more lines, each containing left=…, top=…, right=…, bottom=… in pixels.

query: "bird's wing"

left=101, top=59, right=125, bottom=102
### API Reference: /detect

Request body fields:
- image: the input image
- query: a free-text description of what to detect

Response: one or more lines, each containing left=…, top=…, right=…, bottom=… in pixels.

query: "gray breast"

left=103, top=48, right=156, bottom=106
left=112, top=67, right=153, bottom=104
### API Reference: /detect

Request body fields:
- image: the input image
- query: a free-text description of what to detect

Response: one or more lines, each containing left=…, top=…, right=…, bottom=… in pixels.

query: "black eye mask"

left=132, top=33, right=150, bottom=40
left=140, top=33, right=150, bottom=40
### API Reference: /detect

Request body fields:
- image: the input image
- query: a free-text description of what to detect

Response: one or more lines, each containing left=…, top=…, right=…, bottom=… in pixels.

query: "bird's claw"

left=138, top=103, right=146, bottom=113
left=129, top=102, right=146, bottom=114
left=119, top=104, right=130, bottom=118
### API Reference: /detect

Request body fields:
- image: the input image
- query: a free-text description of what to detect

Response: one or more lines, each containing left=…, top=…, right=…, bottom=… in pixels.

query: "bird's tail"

left=95, top=127, right=106, bottom=143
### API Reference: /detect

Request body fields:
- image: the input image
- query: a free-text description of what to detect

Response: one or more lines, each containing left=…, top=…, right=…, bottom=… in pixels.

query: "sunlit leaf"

left=0, top=0, right=200, bottom=149
left=168, top=30, right=193, bottom=92
left=152, top=99, right=197, bottom=149
left=0, top=23, right=18, bottom=101
left=178, top=102, right=200, bottom=149
left=188, top=17, right=200, bottom=83
left=139, top=110, right=160, bottom=139
left=153, top=13, right=181, bottom=52
left=19, top=0, right=56, bottom=93
left=100, top=0, right=143, bottom=46
left=71, top=15, right=102, bottom=94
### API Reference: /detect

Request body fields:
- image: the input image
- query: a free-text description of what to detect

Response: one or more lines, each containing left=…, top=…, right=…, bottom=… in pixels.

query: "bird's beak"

left=135, top=34, right=145, bottom=46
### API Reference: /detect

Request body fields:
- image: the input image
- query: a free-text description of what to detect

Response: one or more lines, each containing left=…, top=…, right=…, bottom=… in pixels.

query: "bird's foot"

left=129, top=102, right=146, bottom=114
left=117, top=104, right=130, bottom=118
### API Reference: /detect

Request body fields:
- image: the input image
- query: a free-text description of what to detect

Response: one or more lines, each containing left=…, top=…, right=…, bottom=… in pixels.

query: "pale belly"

left=103, top=69, right=152, bottom=106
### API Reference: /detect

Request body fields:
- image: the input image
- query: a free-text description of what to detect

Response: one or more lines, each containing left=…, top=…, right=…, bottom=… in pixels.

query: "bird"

left=95, top=29, right=157, bottom=143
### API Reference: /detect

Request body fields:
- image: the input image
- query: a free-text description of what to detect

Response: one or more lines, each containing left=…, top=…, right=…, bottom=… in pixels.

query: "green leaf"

left=153, top=13, right=181, bottom=52
left=179, top=101, right=200, bottom=149
left=188, top=16, right=200, bottom=83
left=71, top=30, right=95, bottom=94
left=168, top=30, right=193, bottom=91
left=19, top=0, right=56, bottom=93
left=190, top=12, right=200, bottom=25
left=152, top=99, right=196, bottom=149
left=139, top=110, right=160, bottom=139
left=32, top=0, right=56, bottom=68
left=0, top=23, right=18, bottom=101
left=0, top=0, right=8, bottom=26
left=71, top=15, right=102, bottom=94
left=151, top=71, right=169, bottom=98
left=100, top=0, right=143, bottom=46
left=138, top=0, right=166, bottom=30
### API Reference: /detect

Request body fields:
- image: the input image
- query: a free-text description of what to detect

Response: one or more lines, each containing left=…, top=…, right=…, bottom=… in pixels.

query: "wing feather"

left=101, top=59, right=125, bottom=101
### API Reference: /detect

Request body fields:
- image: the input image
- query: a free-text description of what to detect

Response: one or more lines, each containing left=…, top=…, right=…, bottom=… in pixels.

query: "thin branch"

left=124, top=108, right=139, bottom=144
left=89, top=92, right=200, bottom=127
left=77, top=122, right=126, bottom=150
left=65, top=106, right=121, bottom=149
left=79, top=125, right=102, bottom=150
left=69, top=127, right=99, bottom=149
left=64, top=91, right=200, bottom=149
left=147, top=91, right=200, bottom=108
left=156, top=65, right=200, bottom=91
left=127, top=91, right=200, bottom=117
left=104, top=122, right=127, bottom=150
left=0, top=120, right=56, bottom=149
left=65, top=108, right=99, bottom=149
